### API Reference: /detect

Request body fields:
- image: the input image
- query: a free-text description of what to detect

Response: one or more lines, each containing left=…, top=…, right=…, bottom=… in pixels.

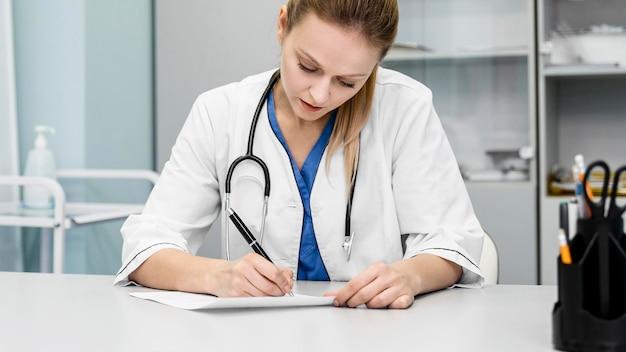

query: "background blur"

left=1, top=0, right=625, bottom=285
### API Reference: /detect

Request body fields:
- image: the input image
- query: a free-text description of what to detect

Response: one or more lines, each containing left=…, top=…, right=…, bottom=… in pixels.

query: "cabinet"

left=538, top=0, right=626, bottom=284
left=384, top=0, right=537, bottom=284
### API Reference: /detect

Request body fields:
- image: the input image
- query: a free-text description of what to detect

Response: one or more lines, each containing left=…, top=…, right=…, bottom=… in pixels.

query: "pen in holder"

left=553, top=161, right=626, bottom=352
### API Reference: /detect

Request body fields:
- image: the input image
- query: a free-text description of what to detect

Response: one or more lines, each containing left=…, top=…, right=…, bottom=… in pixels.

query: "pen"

left=572, top=154, right=591, bottom=218
left=558, top=229, right=572, bottom=265
left=559, top=201, right=569, bottom=242
left=227, top=208, right=294, bottom=296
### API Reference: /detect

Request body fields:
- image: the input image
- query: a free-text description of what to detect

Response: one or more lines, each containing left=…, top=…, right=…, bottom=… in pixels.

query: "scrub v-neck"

left=267, top=91, right=335, bottom=281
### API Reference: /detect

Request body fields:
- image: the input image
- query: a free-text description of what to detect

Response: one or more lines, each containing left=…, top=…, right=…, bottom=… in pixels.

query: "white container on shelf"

left=546, top=34, right=579, bottom=65
left=572, top=32, right=626, bottom=67
left=547, top=25, right=626, bottom=67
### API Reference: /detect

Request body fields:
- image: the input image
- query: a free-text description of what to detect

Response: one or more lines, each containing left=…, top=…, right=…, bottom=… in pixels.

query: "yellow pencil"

left=559, top=229, right=572, bottom=265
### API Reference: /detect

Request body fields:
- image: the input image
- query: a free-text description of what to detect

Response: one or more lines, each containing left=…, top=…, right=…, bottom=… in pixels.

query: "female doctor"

left=115, top=0, right=485, bottom=309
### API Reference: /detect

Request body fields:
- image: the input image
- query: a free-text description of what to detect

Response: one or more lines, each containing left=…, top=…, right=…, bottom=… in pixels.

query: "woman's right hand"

left=212, top=253, right=294, bottom=297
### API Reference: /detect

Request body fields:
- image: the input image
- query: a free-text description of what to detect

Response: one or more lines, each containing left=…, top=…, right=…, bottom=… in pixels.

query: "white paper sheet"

left=129, top=289, right=335, bottom=310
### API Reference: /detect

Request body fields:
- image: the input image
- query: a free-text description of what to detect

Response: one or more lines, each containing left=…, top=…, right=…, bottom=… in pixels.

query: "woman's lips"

left=299, top=98, right=322, bottom=112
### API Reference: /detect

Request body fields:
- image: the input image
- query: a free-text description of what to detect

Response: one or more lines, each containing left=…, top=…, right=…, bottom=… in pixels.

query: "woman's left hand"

left=324, top=261, right=417, bottom=309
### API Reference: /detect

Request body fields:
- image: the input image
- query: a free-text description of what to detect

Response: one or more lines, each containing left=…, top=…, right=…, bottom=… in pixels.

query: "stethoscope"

left=224, top=69, right=358, bottom=262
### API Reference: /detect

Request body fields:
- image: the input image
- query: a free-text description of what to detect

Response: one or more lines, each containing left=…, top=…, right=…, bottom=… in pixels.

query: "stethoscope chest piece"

left=342, top=232, right=356, bottom=261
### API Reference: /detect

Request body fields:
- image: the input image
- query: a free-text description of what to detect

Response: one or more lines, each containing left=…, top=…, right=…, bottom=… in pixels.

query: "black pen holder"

left=553, top=217, right=626, bottom=352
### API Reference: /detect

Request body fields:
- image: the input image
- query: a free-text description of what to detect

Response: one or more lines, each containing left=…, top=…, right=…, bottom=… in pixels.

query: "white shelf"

left=544, top=195, right=573, bottom=200
left=543, top=64, right=626, bottom=77
left=464, top=179, right=532, bottom=185
left=383, top=47, right=528, bottom=63
left=0, top=202, right=144, bottom=228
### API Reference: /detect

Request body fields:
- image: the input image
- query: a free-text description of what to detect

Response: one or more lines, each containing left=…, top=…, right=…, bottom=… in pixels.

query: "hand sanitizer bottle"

left=23, top=126, right=57, bottom=209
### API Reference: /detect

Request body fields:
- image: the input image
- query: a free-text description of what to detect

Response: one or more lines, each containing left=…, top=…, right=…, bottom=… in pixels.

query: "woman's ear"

left=277, top=5, right=288, bottom=45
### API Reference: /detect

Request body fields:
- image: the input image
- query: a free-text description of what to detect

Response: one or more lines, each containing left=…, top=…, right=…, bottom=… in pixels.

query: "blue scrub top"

left=268, top=91, right=335, bottom=281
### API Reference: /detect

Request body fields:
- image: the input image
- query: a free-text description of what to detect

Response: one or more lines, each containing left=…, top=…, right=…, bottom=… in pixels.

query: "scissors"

left=582, top=160, right=626, bottom=318
left=583, top=161, right=626, bottom=222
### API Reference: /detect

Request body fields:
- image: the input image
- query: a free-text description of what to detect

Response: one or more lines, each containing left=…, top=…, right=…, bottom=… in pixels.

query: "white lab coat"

left=114, top=68, right=485, bottom=287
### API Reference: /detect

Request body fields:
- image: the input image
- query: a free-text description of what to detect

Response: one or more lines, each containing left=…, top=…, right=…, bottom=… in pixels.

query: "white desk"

left=0, top=272, right=557, bottom=352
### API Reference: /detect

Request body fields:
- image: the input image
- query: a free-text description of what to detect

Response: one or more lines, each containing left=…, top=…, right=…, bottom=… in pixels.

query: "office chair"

left=480, top=232, right=499, bottom=285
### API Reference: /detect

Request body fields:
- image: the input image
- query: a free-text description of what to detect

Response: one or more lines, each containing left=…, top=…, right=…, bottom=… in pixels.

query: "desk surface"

left=1, top=272, right=557, bottom=352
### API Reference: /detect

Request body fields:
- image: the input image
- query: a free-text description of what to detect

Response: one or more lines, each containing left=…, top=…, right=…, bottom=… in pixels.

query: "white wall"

left=155, top=0, right=285, bottom=170
left=0, top=0, right=22, bottom=271
left=155, top=0, right=285, bottom=258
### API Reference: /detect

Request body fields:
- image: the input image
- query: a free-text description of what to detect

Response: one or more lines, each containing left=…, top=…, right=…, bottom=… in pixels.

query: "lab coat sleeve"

left=390, top=89, right=485, bottom=288
left=114, top=94, right=221, bottom=286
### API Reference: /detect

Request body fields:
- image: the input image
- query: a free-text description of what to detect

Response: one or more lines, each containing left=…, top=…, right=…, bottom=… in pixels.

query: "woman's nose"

left=309, top=77, right=331, bottom=106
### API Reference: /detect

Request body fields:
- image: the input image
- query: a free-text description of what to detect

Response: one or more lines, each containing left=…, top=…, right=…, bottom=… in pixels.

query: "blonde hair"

left=285, top=0, right=399, bottom=189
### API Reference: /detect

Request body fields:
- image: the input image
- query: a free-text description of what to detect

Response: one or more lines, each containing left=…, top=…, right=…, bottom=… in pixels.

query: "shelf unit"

left=384, top=0, right=537, bottom=284
left=538, top=0, right=626, bottom=284
left=544, top=65, right=626, bottom=77
left=0, top=169, right=158, bottom=273
left=385, top=47, right=529, bottom=62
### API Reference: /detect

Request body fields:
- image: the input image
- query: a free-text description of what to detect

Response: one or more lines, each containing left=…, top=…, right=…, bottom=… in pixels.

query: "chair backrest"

left=480, top=232, right=499, bottom=285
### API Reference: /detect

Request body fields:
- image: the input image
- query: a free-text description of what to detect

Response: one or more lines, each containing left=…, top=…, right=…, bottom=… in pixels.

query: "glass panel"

left=542, top=0, right=626, bottom=71
left=385, top=0, right=531, bottom=182
left=12, top=0, right=154, bottom=273
left=540, top=0, right=626, bottom=196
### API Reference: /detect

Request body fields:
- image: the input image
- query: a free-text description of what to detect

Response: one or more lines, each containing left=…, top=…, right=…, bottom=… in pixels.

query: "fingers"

left=388, top=295, right=414, bottom=309
left=329, top=262, right=414, bottom=309
left=332, top=262, right=384, bottom=307
left=365, top=286, right=400, bottom=308
left=228, top=272, right=255, bottom=297
left=239, top=277, right=264, bottom=297
left=233, top=254, right=293, bottom=296
left=280, top=268, right=294, bottom=286
left=281, top=268, right=294, bottom=294
left=346, top=276, right=392, bottom=308
left=363, top=287, right=414, bottom=309
left=247, top=254, right=292, bottom=292
left=245, top=266, right=285, bottom=296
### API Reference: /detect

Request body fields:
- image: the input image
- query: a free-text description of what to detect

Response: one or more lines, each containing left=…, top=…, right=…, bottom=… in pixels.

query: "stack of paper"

left=130, top=289, right=334, bottom=310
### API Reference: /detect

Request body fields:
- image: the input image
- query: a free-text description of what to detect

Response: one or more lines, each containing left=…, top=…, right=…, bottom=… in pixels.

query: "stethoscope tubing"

left=224, top=71, right=280, bottom=260
left=223, top=69, right=357, bottom=262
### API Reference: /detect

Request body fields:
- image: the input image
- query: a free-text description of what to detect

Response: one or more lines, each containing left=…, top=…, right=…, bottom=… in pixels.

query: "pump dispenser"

left=23, top=126, right=57, bottom=209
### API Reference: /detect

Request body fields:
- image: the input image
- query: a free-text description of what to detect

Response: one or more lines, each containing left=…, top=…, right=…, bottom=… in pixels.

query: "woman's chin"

left=292, top=105, right=328, bottom=122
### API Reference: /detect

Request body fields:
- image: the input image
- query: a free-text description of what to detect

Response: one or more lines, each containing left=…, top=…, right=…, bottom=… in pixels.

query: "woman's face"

left=277, top=7, right=380, bottom=122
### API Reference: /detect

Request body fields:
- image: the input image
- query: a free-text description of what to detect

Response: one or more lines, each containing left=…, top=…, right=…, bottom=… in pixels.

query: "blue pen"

left=572, top=154, right=589, bottom=218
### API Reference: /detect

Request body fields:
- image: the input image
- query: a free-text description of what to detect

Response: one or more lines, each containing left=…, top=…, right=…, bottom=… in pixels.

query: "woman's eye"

left=340, top=80, right=355, bottom=89
left=298, top=63, right=316, bottom=73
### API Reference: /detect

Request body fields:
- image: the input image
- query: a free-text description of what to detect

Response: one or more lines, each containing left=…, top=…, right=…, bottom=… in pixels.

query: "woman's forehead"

left=287, top=13, right=380, bottom=76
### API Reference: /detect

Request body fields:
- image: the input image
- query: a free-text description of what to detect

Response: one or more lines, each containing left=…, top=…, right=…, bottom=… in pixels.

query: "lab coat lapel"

left=309, top=143, right=348, bottom=279
left=253, top=101, right=304, bottom=275
left=311, top=119, right=397, bottom=280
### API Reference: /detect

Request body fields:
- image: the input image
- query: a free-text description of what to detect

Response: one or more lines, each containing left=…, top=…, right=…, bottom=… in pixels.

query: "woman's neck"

left=272, top=80, right=332, bottom=169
